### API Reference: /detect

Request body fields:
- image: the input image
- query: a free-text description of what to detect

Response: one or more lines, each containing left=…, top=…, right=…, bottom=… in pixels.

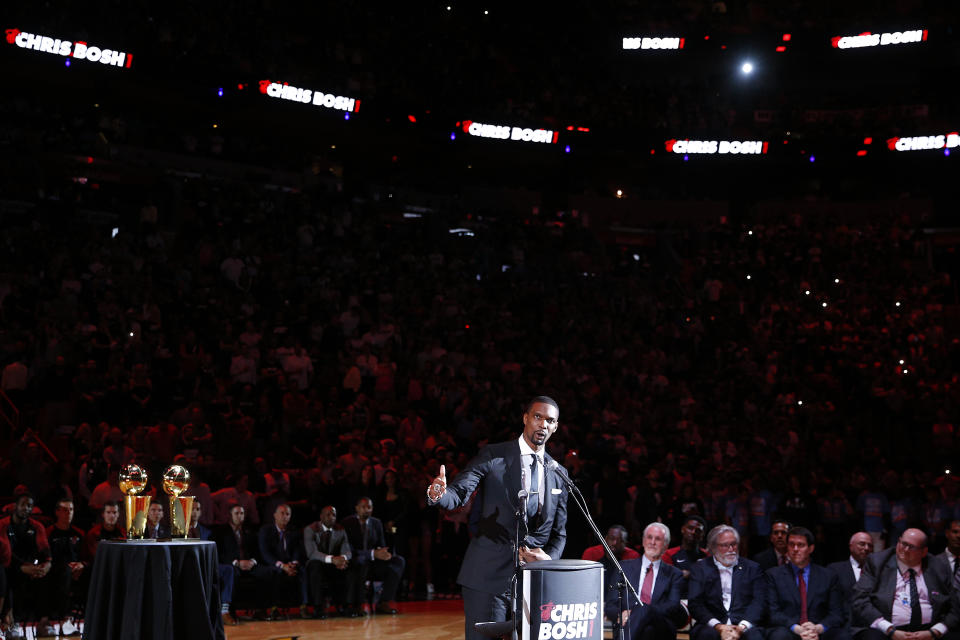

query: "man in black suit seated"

left=258, top=503, right=309, bottom=619
left=765, top=526, right=849, bottom=640
left=215, top=502, right=271, bottom=625
left=753, top=519, right=792, bottom=571
left=341, top=496, right=405, bottom=616
left=303, top=505, right=352, bottom=618
left=851, top=528, right=960, bottom=640
left=828, top=532, right=874, bottom=623
left=610, top=522, right=688, bottom=640
left=688, top=524, right=766, bottom=640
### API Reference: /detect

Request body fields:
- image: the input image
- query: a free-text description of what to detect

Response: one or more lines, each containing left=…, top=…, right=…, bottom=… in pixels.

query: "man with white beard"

left=688, top=525, right=767, bottom=640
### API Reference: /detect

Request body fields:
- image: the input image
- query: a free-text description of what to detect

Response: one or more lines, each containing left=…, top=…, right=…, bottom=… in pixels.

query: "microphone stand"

left=551, top=464, right=642, bottom=640
left=475, top=489, right=527, bottom=639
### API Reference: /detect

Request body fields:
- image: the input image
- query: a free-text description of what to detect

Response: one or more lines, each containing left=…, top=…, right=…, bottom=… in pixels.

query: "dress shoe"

left=375, top=603, right=400, bottom=615
left=300, top=604, right=311, bottom=619
left=313, top=609, right=329, bottom=620
left=221, top=611, right=238, bottom=626
left=263, top=606, right=280, bottom=621
left=345, top=606, right=364, bottom=618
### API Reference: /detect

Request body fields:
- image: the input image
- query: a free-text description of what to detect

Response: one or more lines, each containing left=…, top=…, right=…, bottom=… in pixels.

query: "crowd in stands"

left=1, top=154, right=958, bottom=633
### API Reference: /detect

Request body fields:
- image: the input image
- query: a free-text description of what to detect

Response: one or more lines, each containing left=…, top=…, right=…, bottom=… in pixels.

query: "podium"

left=520, top=560, right=603, bottom=640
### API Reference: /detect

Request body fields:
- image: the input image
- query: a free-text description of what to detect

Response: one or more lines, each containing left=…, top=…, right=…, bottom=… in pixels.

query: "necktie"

left=798, top=569, right=808, bottom=623
left=281, top=529, right=287, bottom=552
left=953, top=557, right=960, bottom=585
left=907, top=569, right=921, bottom=626
left=320, top=528, right=332, bottom=554
left=528, top=455, right=540, bottom=518
left=361, top=521, right=367, bottom=549
left=640, top=564, right=654, bottom=604
left=779, top=554, right=786, bottom=566
left=235, top=529, right=246, bottom=560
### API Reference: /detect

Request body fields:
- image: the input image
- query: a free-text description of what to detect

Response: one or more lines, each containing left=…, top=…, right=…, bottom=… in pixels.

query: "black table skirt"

left=84, top=540, right=225, bottom=640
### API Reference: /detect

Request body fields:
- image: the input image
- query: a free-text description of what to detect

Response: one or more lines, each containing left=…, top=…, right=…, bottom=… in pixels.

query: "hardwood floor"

left=224, top=600, right=466, bottom=640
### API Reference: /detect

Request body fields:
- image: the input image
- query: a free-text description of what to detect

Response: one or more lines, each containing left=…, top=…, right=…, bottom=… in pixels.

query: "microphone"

left=517, top=489, right=529, bottom=501
left=546, top=459, right=574, bottom=488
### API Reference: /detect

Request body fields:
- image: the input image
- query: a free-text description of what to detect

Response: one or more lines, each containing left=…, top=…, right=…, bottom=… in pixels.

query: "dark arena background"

left=1, top=1, right=959, bottom=638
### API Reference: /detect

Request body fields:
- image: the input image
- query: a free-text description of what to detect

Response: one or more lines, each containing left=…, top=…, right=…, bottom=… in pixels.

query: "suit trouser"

left=462, top=584, right=513, bottom=640
left=627, top=604, right=678, bottom=640
left=219, top=563, right=272, bottom=606
left=345, top=555, right=405, bottom=604
left=857, top=626, right=960, bottom=640
left=305, top=560, right=348, bottom=607
left=770, top=626, right=850, bottom=640
left=692, top=624, right=764, bottom=640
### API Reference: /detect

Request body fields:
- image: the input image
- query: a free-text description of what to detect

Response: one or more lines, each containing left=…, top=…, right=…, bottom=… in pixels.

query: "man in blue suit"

left=427, top=396, right=569, bottom=640
left=688, top=525, right=766, bottom=640
left=765, top=527, right=849, bottom=640
left=611, top=522, right=688, bottom=640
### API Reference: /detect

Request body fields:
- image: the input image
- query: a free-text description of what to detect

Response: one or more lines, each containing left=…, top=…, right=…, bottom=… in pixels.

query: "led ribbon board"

left=461, top=120, right=558, bottom=144
left=6, top=28, right=132, bottom=68
left=665, top=139, right=769, bottom=155
left=259, top=80, right=361, bottom=112
left=831, top=29, right=928, bottom=49
left=622, top=37, right=685, bottom=50
left=887, top=132, right=959, bottom=151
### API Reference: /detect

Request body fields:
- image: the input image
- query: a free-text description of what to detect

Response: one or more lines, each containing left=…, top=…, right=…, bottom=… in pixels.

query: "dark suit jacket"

left=214, top=524, right=261, bottom=565
left=304, top=522, right=352, bottom=562
left=828, top=558, right=858, bottom=625
left=258, top=524, right=305, bottom=569
left=607, top=558, right=687, bottom=627
left=340, top=515, right=387, bottom=565
left=752, top=547, right=783, bottom=572
left=766, top=563, right=845, bottom=630
left=851, top=548, right=960, bottom=633
left=688, top=557, right=766, bottom=627
left=433, top=440, right=569, bottom=594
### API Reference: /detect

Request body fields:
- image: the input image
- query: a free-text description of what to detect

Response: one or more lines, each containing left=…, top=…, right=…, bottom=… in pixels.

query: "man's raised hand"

left=427, top=464, right=447, bottom=502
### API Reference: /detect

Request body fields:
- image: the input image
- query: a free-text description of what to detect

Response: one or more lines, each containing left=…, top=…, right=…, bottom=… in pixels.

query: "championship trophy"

left=119, top=464, right=151, bottom=540
left=163, top=464, right=194, bottom=538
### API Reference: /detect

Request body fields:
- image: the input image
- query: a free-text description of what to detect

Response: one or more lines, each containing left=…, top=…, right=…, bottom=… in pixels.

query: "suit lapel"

left=542, top=454, right=556, bottom=521
left=878, top=554, right=899, bottom=610
left=650, top=564, right=667, bottom=602
left=506, top=445, right=523, bottom=510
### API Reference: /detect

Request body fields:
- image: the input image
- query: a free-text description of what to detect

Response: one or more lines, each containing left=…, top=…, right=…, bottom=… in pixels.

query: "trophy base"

left=118, top=539, right=158, bottom=543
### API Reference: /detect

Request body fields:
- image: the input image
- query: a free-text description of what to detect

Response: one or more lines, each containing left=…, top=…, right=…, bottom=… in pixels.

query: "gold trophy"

left=119, top=464, right=151, bottom=540
left=163, top=465, right=194, bottom=538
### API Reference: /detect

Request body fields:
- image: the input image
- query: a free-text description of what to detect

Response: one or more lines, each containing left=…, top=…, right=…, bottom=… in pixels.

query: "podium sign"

left=521, top=560, right=603, bottom=640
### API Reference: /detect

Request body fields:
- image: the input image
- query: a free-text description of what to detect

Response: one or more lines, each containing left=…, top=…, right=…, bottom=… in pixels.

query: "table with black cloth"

left=84, top=540, right=225, bottom=640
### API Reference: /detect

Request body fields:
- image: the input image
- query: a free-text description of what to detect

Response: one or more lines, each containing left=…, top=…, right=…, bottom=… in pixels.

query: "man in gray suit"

left=829, top=531, right=875, bottom=625
left=426, top=396, right=569, bottom=640
left=851, top=528, right=960, bottom=640
left=304, top=505, right=351, bottom=618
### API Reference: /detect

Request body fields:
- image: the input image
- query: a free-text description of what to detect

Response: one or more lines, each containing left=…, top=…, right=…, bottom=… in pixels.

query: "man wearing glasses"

left=426, top=396, right=569, bottom=640
left=688, top=525, right=766, bottom=640
left=851, top=528, right=960, bottom=640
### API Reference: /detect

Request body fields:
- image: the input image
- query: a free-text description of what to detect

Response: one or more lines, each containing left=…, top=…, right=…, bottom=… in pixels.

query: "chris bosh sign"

left=537, top=601, right=600, bottom=639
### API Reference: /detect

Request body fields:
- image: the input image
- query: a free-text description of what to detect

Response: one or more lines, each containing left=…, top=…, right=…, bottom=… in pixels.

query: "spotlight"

left=741, top=61, right=754, bottom=74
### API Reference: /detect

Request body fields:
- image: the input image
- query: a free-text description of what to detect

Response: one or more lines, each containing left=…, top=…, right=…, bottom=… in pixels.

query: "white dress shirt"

left=517, top=436, right=544, bottom=508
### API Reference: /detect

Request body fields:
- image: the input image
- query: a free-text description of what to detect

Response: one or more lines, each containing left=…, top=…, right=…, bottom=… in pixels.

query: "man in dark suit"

left=936, top=519, right=960, bottom=578
left=611, top=522, right=688, bottom=640
left=753, top=519, right=792, bottom=571
left=427, top=395, right=569, bottom=640
left=145, top=499, right=169, bottom=539
left=215, top=502, right=271, bottom=625
left=851, top=528, right=960, bottom=640
left=258, top=503, right=309, bottom=619
left=765, top=526, right=849, bottom=640
left=303, top=505, right=352, bottom=618
left=341, top=497, right=405, bottom=616
left=688, top=525, right=766, bottom=640
left=828, top=531, right=874, bottom=623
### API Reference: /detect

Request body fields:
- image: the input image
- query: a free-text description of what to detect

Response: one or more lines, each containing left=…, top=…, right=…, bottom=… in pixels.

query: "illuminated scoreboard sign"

left=831, top=29, right=927, bottom=49
left=623, top=37, right=684, bottom=50
left=887, top=132, right=959, bottom=151
left=665, top=139, right=769, bottom=155
left=6, top=28, right=133, bottom=68
left=461, top=120, right=558, bottom=144
left=259, top=80, right=361, bottom=112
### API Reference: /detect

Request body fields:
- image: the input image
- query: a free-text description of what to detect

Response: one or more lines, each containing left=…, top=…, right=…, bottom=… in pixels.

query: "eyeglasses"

left=897, top=539, right=924, bottom=551
left=529, top=412, right=558, bottom=426
left=716, top=541, right=739, bottom=550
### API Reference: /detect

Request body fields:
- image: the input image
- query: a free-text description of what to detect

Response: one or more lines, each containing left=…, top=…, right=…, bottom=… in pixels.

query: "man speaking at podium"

left=427, top=396, right=569, bottom=640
